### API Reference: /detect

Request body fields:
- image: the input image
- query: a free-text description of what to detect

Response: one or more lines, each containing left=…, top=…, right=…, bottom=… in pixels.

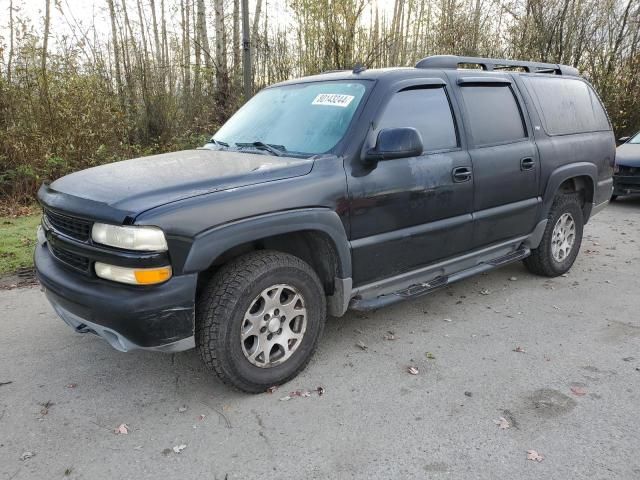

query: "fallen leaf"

left=64, top=467, right=73, bottom=476
left=266, top=385, right=278, bottom=394
left=425, top=352, right=436, bottom=360
left=172, top=444, right=187, bottom=454
left=513, top=346, right=526, bottom=353
left=407, top=366, right=419, bottom=375
left=526, top=450, right=544, bottom=462
left=464, top=391, right=472, bottom=397
left=296, top=390, right=311, bottom=398
left=570, top=386, right=587, bottom=396
left=114, top=423, right=129, bottom=435
left=479, top=289, right=491, bottom=295
left=494, top=417, right=510, bottom=429
left=39, top=400, right=54, bottom=416
left=198, top=414, right=206, bottom=421
left=20, top=451, right=35, bottom=461
left=279, top=396, right=292, bottom=401
left=161, top=448, right=173, bottom=456
left=178, top=406, right=187, bottom=413
left=356, top=340, right=368, bottom=351
left=622, top=357, right=635, bottom=362
left=316, top=386, right=325, bottom=396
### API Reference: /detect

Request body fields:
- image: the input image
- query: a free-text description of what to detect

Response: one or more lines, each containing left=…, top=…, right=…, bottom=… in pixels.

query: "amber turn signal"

left=95, top=262, right=172, bottom=285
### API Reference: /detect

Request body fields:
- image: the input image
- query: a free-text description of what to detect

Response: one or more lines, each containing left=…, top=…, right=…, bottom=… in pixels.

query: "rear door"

left=453, top=74, right=540, bottom=247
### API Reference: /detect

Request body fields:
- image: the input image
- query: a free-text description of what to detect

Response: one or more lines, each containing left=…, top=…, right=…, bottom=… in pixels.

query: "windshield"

left=629, top=132, right=640, bottom=144
left=213, top=81, right=367, bottom=155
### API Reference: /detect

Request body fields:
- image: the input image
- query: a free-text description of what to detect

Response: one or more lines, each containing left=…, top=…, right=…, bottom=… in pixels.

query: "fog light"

left=95, top=262, right=172, bottom=285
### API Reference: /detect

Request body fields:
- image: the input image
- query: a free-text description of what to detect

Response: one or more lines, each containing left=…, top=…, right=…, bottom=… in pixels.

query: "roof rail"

left=415, top=55, right=579, bottom=76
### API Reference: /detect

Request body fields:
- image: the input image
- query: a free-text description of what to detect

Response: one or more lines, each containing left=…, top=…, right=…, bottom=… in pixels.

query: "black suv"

left=35, top=55, right=614, bottom=392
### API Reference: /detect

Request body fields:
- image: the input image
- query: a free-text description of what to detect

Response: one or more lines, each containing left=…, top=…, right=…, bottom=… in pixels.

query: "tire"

left=523, top=193, right=584, bottom=277
left=196, top=250, right=326, bottom=393
left=610, top=194, right=618, bottom=201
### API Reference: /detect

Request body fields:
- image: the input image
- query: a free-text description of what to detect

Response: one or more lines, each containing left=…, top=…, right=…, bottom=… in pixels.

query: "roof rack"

left=415, top=55, right=579, bottom=76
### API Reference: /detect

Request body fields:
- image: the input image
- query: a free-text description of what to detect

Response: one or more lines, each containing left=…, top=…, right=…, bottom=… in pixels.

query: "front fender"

left=182, top=208, right=352, bottom=278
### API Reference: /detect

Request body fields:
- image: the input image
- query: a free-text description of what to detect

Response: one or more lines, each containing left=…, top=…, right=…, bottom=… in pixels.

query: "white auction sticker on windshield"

left=312, top=94, right=355, bottom=107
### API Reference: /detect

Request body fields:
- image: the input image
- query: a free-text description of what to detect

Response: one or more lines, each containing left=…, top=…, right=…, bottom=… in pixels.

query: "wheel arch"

left=542, top=163, right=596, bottom=222
left=184, top=208, right=353, bottom=316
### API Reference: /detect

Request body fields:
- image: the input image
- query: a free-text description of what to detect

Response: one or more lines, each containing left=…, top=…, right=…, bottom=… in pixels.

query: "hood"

left=40, top=149, right=314, bottom=223
left=616, top=143, right=640, bottom=167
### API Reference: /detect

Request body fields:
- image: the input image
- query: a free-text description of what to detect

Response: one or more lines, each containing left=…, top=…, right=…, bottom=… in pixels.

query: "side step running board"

left=488, top=248, right=529, bottom=267
left=350, top=247, right=530, bottom=311
left=397, top=276, right=448, bottom=298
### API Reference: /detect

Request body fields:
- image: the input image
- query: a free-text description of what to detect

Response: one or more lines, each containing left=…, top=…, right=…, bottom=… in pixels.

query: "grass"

left=0, top=210, right=41, bottom=275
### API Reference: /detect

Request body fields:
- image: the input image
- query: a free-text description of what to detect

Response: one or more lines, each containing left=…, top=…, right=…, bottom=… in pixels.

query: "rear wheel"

left=196, top=250, right=326, bottom=393
left=524, top=193, right=584, bottom=277
left=610, top=194, right=618, bottom=201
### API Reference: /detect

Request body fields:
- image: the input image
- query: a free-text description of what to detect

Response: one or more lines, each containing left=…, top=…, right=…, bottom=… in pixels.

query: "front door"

left=347, top=83, right=474, bottom=286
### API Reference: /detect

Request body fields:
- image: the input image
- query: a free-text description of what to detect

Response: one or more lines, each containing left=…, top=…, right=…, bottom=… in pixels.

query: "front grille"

left=50, top=245, right=91, bottom=272
left=44, top=209, right=92, bottom=241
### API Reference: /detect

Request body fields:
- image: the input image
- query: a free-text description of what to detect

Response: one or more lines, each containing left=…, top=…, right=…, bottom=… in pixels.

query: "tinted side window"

left=460, top=85, right=526, bottom=145
left=377, top=87, right=458, bottom=152
left=522, top=76, right=610, bottom=135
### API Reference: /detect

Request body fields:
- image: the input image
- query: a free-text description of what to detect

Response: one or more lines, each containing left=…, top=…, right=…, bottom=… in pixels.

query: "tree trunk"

left=107, top=0, right=124, bottom=107
left=196, top=0, right=212, bottom=93
left=233, top=0, right=241, bottom=86
left=181, top=0, right=192, bottom=108
left=41, top=0, right=52, bottom=117
left=149, top=0, right=163, bottom=69
left=193, top=0, right=201, bottom=99
left=214, top=0, right=229, bottom=120
left=7, top=0, right=14, bottom=83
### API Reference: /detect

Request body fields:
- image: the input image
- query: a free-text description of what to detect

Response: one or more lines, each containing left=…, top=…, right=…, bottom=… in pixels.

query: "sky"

left=1, top=0, right=396, bottom=45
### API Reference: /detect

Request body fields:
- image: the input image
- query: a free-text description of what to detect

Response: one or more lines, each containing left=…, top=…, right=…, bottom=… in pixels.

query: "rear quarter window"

left=522, top=76, right=610, bottom=135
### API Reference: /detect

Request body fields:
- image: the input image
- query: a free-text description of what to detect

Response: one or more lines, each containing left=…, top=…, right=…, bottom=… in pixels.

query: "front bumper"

left=35, top=242, right=197, bottom=352
left=613, top=173, right=640, bottom=196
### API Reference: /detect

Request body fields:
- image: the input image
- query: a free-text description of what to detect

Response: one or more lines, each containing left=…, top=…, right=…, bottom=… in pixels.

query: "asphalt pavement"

left=1, top=197, right=639, bottom=479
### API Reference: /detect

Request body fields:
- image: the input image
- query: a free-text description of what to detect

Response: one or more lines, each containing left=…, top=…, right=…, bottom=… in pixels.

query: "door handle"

left=520, top=157, right=535, bottom=170
left=452, top=166, right=472, bottom=183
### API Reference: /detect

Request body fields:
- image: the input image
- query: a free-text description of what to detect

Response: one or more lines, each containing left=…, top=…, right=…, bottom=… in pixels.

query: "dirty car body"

left=35, top=55, right=615, bottom=391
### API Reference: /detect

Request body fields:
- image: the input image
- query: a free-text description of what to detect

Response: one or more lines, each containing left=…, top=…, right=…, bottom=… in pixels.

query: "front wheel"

left=196, top=250, right=326, bottom=393
left=524, top=193, right=584, bottom=277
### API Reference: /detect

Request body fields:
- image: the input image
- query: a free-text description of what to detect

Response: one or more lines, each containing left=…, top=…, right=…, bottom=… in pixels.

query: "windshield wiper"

left=235, top=141, right=286, bottom=157
left=210, top=138, right=230, bottom=147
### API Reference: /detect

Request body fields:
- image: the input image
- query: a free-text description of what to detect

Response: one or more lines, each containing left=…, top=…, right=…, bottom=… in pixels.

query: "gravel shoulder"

left=1, top=198, right=639, bottom=479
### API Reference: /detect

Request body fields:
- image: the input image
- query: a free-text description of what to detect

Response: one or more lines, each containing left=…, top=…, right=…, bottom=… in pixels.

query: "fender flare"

left=541, top=162, right=597, bottom=221
left=182, top=208, right=352, bottom=278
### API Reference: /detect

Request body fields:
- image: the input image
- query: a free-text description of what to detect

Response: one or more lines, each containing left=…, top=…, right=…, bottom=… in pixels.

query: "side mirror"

left=364, top=127, right=423, bottom=163
left=618, top=136, right=630, bottom=144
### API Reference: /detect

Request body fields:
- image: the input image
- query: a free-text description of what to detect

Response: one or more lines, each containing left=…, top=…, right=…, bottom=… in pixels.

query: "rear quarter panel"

left=514, top=75, right=615, bottom=208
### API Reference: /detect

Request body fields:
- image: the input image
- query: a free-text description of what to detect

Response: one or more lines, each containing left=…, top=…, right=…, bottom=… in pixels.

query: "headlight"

left=95, top=262, right=172, bottom=285
left=91, top=223, right=168, bottom=251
